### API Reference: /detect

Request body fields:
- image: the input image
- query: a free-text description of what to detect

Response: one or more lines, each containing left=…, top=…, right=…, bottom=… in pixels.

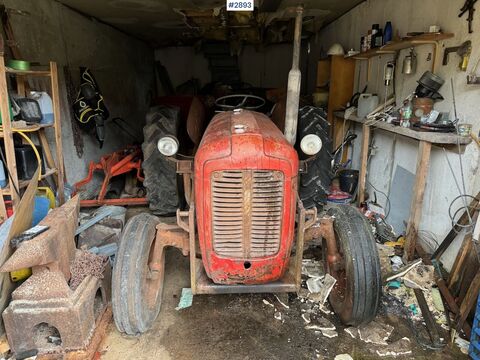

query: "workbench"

left=334, top=111, right=472, bottom=260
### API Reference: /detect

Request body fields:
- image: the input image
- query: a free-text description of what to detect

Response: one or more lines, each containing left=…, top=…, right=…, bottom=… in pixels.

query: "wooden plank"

left=50, top=61, right=65, bottom=205
left=405, top=141, right=432, bottom=260
left=456, top=270, right=480, bottom=334
left=431, top=191, right=480, bottom=260
left=16, top=75, right=26, bottom=97
left=316, top=59, right=331, bottom=88
left=0, top=168, right=38, bottom=334
left=348, top=33, right=454, bottom=60
left=436, top=277, right=471, bottom=338
left=38, top=129, right=56, bottom=170
left=0, top=56, right=19, bottom=206
left=447, top=233, right=473, bottom=291
left=0, top=189, right=6, bottom=223
left=357, top=124, right=370, bottom=206
left=327, top=56, right=355, bottom=148
left=334, top=111, right=472, bottom=145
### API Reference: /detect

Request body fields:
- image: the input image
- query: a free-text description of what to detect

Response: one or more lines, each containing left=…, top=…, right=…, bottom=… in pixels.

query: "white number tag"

left=226, top=0, right=254, bottom=11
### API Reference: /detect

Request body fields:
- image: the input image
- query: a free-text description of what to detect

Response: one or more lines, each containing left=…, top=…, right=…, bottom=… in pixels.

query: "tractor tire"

left=296, top=106, right=333, bottom=210
left=112, top=213, right=163, bottom=335
left=142, top=106, right=181, bottom=215
left=324, top=204, right=381, bottom=326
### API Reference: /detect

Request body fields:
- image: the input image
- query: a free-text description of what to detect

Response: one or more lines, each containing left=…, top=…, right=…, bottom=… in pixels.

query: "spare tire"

left=296, top=106, right=333, bottom=210
left=142, top=106, right=181, bottom=215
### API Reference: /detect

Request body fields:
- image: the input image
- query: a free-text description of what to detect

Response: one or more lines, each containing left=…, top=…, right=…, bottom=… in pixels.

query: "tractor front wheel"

left=323, top=204, right=382, bottom=326
left=112, top=213, right=164, bottom=335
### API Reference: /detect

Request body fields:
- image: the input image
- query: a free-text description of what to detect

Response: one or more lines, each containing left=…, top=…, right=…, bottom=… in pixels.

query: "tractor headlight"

left=157, top=136, right=179, bottom=156
left=300, top=134, right=322, bottom=155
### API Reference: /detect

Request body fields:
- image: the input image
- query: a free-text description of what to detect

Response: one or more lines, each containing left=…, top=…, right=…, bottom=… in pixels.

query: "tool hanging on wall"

left=459, top=0, right=477, bottom=33
left=402, top=48, right=417, bottom=75
left=72, top=68, right=109, bottom=148
left=467, top=57, right=480, bottom=84
left=442, top=41, right=472, bottom=71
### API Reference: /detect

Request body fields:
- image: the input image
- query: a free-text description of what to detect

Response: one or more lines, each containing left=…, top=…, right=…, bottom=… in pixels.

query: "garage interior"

left=0, top=0, right=477, bottom=359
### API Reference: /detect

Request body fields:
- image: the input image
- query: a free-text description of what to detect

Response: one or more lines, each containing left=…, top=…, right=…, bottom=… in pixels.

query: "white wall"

left=3, top=0, right=155, bottom=184
left=317, top=0, right=480, bottom=259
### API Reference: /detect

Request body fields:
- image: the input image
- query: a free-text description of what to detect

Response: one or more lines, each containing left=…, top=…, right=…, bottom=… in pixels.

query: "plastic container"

left=32, top=196, right=50, bottom=227
left=469, top=292, right=480, bottom=359
left=384, top=21, right=393, bottom=45
left=37, top=187, right=56, bottom=209
left=14, top=144, right=44, bottom=180
left=339, top=169, right=359, bottom=194
left=358, top=94, right=379, bottom=118
left=0, top=160, right=6, bottom=188
left=29, top=91, right=54, bottom=124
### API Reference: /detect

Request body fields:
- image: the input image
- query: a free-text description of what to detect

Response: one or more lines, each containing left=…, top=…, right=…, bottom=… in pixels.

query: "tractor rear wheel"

left=112, top=213, right=164, bottom=335
left=142, top=106, right=181, bottom=215
left=323, top=204, right=381, bottom=326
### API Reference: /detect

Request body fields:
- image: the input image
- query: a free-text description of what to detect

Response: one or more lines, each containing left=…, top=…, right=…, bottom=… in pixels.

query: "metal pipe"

left=284, top=5, right=303, bottom=145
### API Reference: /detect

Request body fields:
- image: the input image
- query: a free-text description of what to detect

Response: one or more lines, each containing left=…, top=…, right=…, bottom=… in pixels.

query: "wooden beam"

left=405, top=140, right=432, bottom=260
left=357, top=124, right=370, bottom=206
left=456, top=270, right=480, bottom=334
left=50, top=61, right=65, bottom=205
left=0, top=56, right=19, bottom=205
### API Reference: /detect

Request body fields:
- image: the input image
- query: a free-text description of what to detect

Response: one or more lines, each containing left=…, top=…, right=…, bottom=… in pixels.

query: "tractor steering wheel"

left=215, top=94, right=266, bottom=111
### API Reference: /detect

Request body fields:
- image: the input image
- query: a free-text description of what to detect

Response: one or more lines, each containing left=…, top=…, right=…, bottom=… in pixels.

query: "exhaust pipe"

left=284, top=5, right=303, bottom=145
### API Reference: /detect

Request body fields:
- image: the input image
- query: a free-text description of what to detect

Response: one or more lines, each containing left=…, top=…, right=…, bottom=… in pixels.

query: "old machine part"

left=402, top=48, right=417, bottom=75
left=442, top=40, right=472, bottom=71
left=112, top=4, right=381, bottom=336
left=74, top=145, right=147, bottom=207
left=415, top=71, right=445, bottom=100
left=0, top=197, right=111, bottom=357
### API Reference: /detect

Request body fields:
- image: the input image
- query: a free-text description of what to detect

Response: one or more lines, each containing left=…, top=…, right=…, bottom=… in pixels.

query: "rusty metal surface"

left=0, top=196, right=80, bottom=280
left=1, top=196, right=112, bottom=357
left=192, top=194, right=310, bottom=295
left=211, top=170, right=284, bottom=259
left=3, top=267, right=111, bottom=356
left=186, top=96, right=206, bottom=146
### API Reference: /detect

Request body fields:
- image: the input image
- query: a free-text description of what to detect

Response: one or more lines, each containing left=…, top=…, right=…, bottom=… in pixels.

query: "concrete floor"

left=98, top=246, right=467, bottom=360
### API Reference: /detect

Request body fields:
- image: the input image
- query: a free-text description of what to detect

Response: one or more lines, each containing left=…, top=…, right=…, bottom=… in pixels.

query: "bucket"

left=338, top=169, right=359, bottom=194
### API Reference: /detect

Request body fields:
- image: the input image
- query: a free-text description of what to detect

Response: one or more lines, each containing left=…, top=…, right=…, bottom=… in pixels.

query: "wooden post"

left=0, top=56, right=19, bottom=205
left=357, top=124, right=370, bottom=206
left=405, top=140, right=432, bottom=260
left=50, top=62, right=65, bottom=205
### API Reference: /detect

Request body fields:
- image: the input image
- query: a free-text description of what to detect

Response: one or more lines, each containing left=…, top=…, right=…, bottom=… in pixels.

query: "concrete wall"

left=2, top=0, right=154, bottom=184
left=155, top=44, right=294, bottom=90
left=316, top=0, right=480, bottom=264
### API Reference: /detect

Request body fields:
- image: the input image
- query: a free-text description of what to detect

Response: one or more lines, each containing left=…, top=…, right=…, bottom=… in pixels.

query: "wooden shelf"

left=348, top=33, right=454, bottom=60
left=335, top=111, right=472, bottom=145
left=0, top=123, right=54, bottom=137
left=2, top=168, right=58, bottom=195
left=5, top=67, right=51, bottom=76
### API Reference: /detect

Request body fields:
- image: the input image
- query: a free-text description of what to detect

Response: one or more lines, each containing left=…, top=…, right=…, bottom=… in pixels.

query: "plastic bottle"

left=384, top=21, right=393, bottom=45
left=0, top=160, right=6, bottom=188
left=29, top=91, right=54, bottom=124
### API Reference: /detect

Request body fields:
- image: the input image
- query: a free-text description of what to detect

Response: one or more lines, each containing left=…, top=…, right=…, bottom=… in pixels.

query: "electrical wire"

left=366, top=178, right=391, bottom=219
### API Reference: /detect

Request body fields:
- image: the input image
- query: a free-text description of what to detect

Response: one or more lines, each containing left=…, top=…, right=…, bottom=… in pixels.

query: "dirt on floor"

left=98, top=246, right=467, bottom=360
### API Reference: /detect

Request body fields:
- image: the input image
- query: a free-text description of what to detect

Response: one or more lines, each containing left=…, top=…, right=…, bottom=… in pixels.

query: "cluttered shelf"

left=334, top=111, right=472, bottom=145
left=5, top=67, right=51, bottom=77
left=0, top=123, right=54, bottom=137
left=2, top=168, right=58, bottom=195
left=348, top=33, right=454, bottom=60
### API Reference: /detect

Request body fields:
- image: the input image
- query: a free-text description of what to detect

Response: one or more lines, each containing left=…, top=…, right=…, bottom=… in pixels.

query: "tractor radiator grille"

left=211, top=170, right=284, bottom=258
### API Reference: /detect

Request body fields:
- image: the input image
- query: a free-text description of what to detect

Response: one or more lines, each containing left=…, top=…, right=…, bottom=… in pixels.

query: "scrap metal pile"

left=0, top=197, right=112, bottom=358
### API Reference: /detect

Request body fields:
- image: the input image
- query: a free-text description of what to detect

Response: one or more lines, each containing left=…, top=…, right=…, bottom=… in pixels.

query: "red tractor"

left=112, top=7, right=381, bottom=335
